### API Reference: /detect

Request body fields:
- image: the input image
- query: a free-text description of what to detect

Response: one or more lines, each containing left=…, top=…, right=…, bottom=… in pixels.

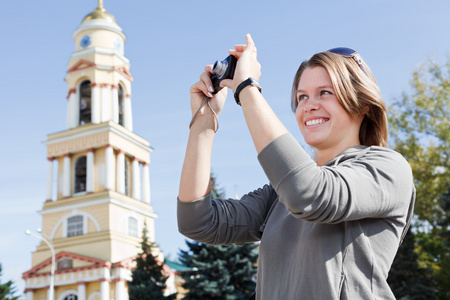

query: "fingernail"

left=209, top=86, right=214, bottom=92
left=208, top=92, right=213, bottom=97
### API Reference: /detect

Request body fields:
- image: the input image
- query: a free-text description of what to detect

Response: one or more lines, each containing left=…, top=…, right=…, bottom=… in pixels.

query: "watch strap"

left=234, top=77, right=262, bottom=105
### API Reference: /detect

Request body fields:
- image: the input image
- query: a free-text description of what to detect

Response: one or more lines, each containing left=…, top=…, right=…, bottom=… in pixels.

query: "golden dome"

left=82, top=0, right=117, bottom=24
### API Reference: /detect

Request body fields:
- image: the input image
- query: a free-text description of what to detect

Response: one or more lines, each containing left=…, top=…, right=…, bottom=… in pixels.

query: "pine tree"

left=128, top=225, right=176, bottom=300
left=387, top=229, right=436, bottom=299
left=0, top=264, right=18, bottom=300
left=179, top=175, right=258, bottom=299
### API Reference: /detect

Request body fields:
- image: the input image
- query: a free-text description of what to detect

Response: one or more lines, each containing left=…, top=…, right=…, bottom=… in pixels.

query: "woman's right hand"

left=189, top=65, right=228, bottom=126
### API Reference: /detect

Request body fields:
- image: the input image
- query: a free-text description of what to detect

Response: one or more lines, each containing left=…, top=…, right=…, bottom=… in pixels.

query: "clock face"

left=80, top=35, right=91, bottom=48
left=114, top=38, right=123, bottom=51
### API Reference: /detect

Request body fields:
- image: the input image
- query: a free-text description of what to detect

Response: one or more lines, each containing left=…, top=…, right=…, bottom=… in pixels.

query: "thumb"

left=220, top=79, right=233, bottom=89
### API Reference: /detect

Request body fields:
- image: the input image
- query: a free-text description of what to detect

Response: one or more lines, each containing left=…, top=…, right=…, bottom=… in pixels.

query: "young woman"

left=178, top=34, right=415, bottom=299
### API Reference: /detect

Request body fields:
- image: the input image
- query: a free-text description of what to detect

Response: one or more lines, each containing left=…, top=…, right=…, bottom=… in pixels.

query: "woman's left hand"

left=220, top=34, right=261, bottom=93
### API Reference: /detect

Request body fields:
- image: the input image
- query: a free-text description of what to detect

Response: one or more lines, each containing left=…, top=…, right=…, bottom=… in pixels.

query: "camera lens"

left=213, top=59, right=228, bottom=78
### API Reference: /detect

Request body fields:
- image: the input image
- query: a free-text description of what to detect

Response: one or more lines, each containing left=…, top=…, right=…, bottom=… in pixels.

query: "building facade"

left=23, top=2, right=176, bottom=300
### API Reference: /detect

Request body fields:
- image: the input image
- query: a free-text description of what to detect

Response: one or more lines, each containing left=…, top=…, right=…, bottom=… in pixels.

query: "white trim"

left=101, top=85, right=111, bottom=122
left=50, top=209, right=101, bottom=240
left=40, top=197, right=158, bottom=219
left=131, top=160, right=140, bottom=201
left=116, top=212, right=141, bottom=237
left=87, top=292, right=100, bottom=300
left=86, top=151, right=94, bottom=193
left=73, top=19, right=126, bottom=40
left=63, top=156, right=71, bottom=198
left=104, top=146, right=115, bottom=191
left=70, top=47, right=129, bottom=65
left=116, top=152, right=125, bottom=194
left=44, top=125, right=151, bottom=154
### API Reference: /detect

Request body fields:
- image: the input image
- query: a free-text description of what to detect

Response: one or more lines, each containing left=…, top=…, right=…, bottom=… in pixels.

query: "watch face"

left=80, top=35, right=91, bottom=48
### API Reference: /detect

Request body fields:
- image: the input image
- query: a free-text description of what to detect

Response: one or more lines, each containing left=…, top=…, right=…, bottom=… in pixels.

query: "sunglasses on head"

left=327, top=47, right=366, bottom=74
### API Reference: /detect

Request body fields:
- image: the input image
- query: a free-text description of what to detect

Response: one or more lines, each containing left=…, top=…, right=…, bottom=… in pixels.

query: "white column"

left=77, top=282, right=86, bottom=300
left=111, top=85, right=119, bottom=124
left=132, top=158, right=141, bottom=200
left=47, top=286, right=53, bottom=300
left=115, top=279, right=126, bottom=300
left=91, top=83, right=100, bottom=124
left=100, top=280, right=110, bottom=300
left=124, top=95, right=133, bottom=131
left=63, top=154, right=71, bottom=197
left=104, top=145, right=115, bottom=191
left=25, top=289, right=34, bottom=300
left=142, top=162, right=150, bottom=204
left=67, top=90, right=77, bottom=129
left=101, top=84, right=111, bottom=122
left=86, top=149, right=94, bottom=193
left=116, top=150, right=125, bottom=194
left=46, top=158, right=54, bottom=201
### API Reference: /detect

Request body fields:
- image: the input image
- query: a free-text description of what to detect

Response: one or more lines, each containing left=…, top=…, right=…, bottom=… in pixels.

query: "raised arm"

left=222, top=34, right=289, bottom=153
left=178, top=66, right=227, bottom=202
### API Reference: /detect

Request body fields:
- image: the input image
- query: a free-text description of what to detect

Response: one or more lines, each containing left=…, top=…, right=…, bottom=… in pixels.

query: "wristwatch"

left=234, top=77, right=262, bottom=106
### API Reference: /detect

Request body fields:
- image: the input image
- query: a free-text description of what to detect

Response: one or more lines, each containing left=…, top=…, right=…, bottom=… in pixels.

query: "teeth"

left=306, top=119, right=327, bottom=126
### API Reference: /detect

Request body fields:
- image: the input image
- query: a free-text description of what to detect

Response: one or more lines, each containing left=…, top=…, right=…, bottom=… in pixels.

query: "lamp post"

left=26, top=229, right=55, bottom=300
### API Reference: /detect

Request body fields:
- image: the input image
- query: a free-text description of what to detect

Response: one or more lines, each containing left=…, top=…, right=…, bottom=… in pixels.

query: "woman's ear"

left=363, top=105, right=370, bottom=114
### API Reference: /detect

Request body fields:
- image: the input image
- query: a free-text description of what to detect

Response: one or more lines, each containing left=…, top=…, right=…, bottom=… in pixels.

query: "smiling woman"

left=177, top=34, right=416, bottom=299
left=295, top=67, right=364, bottom=165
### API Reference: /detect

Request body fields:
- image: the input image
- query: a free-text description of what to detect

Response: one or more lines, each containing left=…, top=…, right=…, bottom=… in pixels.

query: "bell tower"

left=22, top=2, right=168, bottom=300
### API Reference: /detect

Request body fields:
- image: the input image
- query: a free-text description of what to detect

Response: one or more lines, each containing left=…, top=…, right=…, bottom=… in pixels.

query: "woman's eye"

left=298, top=94, right=308, bottom=102
left=320, top=90, right=332, bottom=96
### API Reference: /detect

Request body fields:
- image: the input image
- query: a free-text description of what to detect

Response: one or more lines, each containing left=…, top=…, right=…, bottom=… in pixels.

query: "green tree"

left=388, top=58, right=450, bottom=299
left=179, top=175, right=258, bottom=299
left=128, top=224, right=176, bottom=300
left=388, top=58, right=449, bottom=227
left=387, top=229, right=436, bottom=299
left=0, top=264, right=18, bottom=300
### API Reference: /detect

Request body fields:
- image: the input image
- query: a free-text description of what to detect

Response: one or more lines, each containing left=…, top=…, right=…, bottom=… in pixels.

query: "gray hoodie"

left=178, top=133, right=415, bottom=299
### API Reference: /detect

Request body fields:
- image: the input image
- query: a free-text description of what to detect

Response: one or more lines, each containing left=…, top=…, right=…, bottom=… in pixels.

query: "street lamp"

left=25, top=229, right=55, bottom=300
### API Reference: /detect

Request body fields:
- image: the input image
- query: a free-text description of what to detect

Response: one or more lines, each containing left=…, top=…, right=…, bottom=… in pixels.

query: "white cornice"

left=44, top=123, right=151, bottom=153
left=39, top=197, right=158, bottom=219
left=73, top=19, right=126, bottom=40
left=70, top=47, right=130, bottom=65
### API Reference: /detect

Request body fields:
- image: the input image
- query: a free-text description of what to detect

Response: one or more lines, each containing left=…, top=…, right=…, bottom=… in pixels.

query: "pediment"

left=67, top=59, right=97, bottom=73
left=114, top=65, right=134, bottom=81
left=23, top=251, right=110, bottom=279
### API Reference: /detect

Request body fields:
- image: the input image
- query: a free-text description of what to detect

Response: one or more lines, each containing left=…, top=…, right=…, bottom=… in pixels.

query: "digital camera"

left=211, top=55, right=237, bottom=94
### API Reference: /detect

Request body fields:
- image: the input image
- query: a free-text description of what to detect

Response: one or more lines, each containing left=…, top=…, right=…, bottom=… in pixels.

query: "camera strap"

left=189, top=97, right=219, bottom=133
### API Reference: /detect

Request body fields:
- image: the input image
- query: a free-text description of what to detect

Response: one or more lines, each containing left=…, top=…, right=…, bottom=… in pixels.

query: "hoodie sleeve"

left=257, top=133, right=415, bottom=224
left=177, top=184, right=277, bottom=245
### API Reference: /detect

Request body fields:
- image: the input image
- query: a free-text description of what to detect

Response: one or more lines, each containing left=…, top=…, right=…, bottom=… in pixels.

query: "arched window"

left=128, top=217, right=138, bottom=237
left=79, top=81, right=91, bottom=125
left=74, top=156, right=87, bottom=193
left=67, top=215, right=83, bottom=237
left=118, top=84, right=125, bottom=126
left=64, top=295, right=77, bottom=300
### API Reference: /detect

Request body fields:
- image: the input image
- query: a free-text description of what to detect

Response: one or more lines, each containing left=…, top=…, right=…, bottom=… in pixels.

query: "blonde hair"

left=291, top=51, right=388, bottom=147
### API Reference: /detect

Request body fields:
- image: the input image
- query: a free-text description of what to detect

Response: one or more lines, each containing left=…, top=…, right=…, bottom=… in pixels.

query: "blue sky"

left=1, top=0, right=450, bottom=295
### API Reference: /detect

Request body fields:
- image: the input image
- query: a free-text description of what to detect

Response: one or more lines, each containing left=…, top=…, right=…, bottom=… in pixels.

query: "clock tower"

left=23, top=2, right=175, bottom=300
